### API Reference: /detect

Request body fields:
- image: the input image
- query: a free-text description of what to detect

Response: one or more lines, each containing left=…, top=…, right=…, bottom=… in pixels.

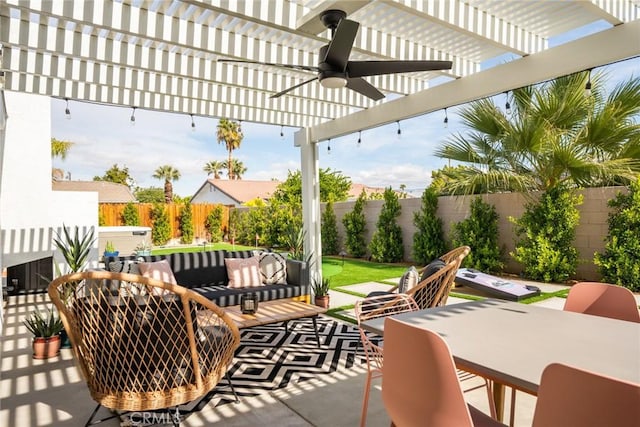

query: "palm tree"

left=203, top=160, right=225, bottom=179
left=51, top=137, right=74, bottom=160
left=152, top=165, right=181, bottom=203
left=223, top=159, right=247, bottom=180
left=216, top=118, right=243, bottom=179
left=434, top=72, right=640, bottom=195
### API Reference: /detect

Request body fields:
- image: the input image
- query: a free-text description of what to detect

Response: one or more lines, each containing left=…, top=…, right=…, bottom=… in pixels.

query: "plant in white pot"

left=134, top=240, right=152, bottom=257
left=23, top=308, right=64, bottom=359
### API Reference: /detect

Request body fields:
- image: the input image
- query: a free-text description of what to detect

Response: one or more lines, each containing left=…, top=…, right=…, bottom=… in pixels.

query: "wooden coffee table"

left=222, top=298, right=328, bottom=347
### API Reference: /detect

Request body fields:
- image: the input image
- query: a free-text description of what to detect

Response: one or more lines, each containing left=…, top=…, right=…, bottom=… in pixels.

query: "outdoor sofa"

left=105, top=250, right=310, bottom=307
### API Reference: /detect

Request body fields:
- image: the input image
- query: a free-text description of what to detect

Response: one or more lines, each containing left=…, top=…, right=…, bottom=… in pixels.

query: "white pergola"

left=1, top=0, right=639, bottom=278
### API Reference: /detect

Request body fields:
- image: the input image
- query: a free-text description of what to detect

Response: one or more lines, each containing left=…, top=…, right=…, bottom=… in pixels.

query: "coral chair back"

left=563, top=282, right=640, bottom=323
left=532, top=363, right=640, bottom=427
left=382, top=318, right=476, bottom=427
left=48, top=270, right=241, bottom=413
left=354, top=293, right=419, bottom=427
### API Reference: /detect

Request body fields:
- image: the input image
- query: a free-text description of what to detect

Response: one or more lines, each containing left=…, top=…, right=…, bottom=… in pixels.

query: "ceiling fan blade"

left=347, top=60, right=453, bottom=77
left=218, top=59, right=319, bottom=73
left=323, top=19, right=359, bottom=70
left=270, top=77, right=319, bottom=99
left=346, top=77, right=384, bottom=101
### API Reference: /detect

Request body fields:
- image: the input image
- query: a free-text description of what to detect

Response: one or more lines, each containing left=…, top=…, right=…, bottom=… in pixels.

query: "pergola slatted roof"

left=1, top=0, right=639, bottom=131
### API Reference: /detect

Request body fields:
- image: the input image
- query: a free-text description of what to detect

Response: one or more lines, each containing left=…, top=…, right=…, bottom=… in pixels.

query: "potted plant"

left=23, top=308, right=64, bottom=359
left=104, top=241, right=119, bottom=257
left=312, top=277, right=331, bottom=308
left=134, top=240, right=152, bottom=256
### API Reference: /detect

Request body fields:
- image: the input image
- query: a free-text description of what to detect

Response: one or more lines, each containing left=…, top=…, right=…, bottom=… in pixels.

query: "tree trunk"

left=228, top=150, right=234, bottom=180
left=164, top=180, right=173, bottom=203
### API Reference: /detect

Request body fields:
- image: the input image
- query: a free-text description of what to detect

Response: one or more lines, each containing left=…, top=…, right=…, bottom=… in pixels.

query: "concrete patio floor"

left=0, top=281, right=581, bottom=426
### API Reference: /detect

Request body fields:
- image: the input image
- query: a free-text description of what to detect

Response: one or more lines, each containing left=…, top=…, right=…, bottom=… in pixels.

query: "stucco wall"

left=327, top=187, right=626, bottom=281
left=191, top=182, right=238, bottom=205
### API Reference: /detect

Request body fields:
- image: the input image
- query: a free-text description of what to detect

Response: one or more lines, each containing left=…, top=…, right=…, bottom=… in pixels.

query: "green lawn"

left=322, top=256, right=409, bottom=288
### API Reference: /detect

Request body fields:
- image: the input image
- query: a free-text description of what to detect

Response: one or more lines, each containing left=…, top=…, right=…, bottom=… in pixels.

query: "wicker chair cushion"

left=254, top=251, right=288, bottom=285
left=420, top=259, right=446, bottom=282
left=398, top=267, right=419, bottom=293
left=225, top=256, right=263, bottom=288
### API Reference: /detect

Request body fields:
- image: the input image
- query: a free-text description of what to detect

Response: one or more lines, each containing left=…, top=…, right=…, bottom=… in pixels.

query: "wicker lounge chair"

left=49, top=270, right=241, bottom=426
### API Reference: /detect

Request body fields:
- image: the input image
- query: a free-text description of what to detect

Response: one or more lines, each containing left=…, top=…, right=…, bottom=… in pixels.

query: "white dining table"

left=360, top=298, right=640, bottom=421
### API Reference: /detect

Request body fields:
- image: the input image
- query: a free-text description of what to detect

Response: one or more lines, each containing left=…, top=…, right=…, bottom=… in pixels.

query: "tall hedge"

left=150, top=203, right=171, bottom=246
left=342, top=190, right=367, bottom=257
left=369, top=188, right=404, bottom=263
left=179, top=202, right=194, bottom=244
left=322, top=200, right=339, bottom=255
left=412, top=187, right=445, bottom=264
left=595, top=179, right=640, bottom=291
left=205, top=205, right=224, bottom=243
left=121, top=202, right=140, bottom=226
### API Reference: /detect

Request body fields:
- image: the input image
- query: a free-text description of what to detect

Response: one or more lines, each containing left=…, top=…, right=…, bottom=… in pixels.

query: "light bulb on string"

left=190, top=114, right=196, bottom=131
left=280, top=125, right=284, bottom=138
left=64, top=98, right=71, bottom=120
left=130, top=107, right=136, bottom=126
left=443, top=108, right=449, bottom=128
left=585, top=69, right=592, bottom=97
left=357, top=130, right=362, bottom=147
left=327, top=139, right=331, bottom=154
left=505, top=92, right=512, bottom=116
left=396, top=121, right=401, bottom=138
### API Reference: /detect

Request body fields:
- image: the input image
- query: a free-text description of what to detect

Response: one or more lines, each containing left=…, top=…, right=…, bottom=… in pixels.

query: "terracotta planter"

left=32, top=335, right=61, bottom=359
left=315, top=295, right=330, bottom=309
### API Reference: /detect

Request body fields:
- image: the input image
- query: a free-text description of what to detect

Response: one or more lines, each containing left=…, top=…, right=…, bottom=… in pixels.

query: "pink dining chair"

left=381, top=317, right=505, bottom=427
left=532, top=363, right=640, bottom=427
left=354, top=293, right=420, bottom=427
left=563, top=282, right=640, bottom=323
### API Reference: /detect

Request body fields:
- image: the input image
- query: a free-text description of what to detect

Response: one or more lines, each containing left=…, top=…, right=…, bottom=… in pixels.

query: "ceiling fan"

left=218, top=9, right=452, bottom=101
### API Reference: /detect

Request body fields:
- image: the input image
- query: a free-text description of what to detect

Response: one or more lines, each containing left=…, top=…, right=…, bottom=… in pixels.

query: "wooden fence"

left=99, top=203, right=231, bottom=241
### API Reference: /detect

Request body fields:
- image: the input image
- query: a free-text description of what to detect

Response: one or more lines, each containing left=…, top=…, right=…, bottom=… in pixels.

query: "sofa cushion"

left=193, top=283, right=307, bottom=307
left=225, top=256, right=263, bottom=288
left=143, top=251, right=228, bottom=288
left=108, top=260, right=140, bottom=275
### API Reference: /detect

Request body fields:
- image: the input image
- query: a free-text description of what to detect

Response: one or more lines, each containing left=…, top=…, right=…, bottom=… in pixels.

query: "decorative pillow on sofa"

left=254, top=251, right=288, bottom=285
left=225, top=256, right=263, bottom=288
left=398, top=266, right=419, bottom=293
left=108, top=260, right=140, bottom=275
left=138, top=259, right=178, bottom=285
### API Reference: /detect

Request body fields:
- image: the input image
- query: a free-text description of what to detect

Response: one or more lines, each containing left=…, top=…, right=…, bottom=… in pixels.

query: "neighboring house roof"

left=347, top=183, right=387, bottom=199
left=52, top=180, right=136, bottom=203
left=201, top=179, right=281, bottom=204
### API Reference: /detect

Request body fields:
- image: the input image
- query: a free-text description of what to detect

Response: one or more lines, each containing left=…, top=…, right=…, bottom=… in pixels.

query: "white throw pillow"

left=225, top=256, right=264, bottom=288
left=255, top=251, right=288, bottom=285
left=398, top=266, right=419, bottom=293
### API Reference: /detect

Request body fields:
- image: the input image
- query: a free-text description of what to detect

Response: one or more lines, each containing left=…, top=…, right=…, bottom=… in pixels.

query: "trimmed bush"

left=150, top=203, right=171, bottom=246
left=322, top=200, right=339, bottom=255
left=412, top=187, right=445, bottom=265
left=370, top=188, right=404, bottom=263
left=121, top=202, right=140, bottom=226
left=595, top=179, right=640, bottom=291
left=205, top=205, right=224, bottom=243
left=511, top=186, right=582, bottom=282
left=179, top=202, right=194, bottom=244
left=451, top=197, right=503, bottom=273
left=342, top=190, right=367, bottom=257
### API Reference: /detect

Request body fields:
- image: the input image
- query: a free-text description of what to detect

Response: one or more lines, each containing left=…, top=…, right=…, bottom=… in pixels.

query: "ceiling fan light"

left=320, top=76, right=347, bottom=89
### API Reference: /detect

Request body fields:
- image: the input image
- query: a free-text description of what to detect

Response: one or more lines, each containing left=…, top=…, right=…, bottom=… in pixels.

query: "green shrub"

left=262, top=203, right=301, bottom=248
left=205, top=205, right=224, bottom=242
left=595, top=178, right=640, bottom=291
left=451, top=197, right=503, bottom=273
left=150, top=203, right=171, bottom=246
left=412, top=187, right=445, bottom=264
left=98, top=211, right=106, bottom=226
left=511, top=186, right=582, bottom=282
left=342, top=190, right=367, bottom=257
left=179, top=202, right=194, bottom=244
left=121, top=202, right=140, bottom=226
left=369, top=188, right=404, bottom=263
left=322, top=200, right=339, bottom=255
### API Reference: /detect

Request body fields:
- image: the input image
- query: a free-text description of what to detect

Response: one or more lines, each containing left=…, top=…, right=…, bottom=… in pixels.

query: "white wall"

left=191, top=182, right=238, bottom=205
left=0, top=92, right=98, bottom=295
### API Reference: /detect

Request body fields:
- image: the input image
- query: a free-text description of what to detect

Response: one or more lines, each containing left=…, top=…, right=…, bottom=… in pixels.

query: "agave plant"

left=23, top=308, right=64, bottom=338
left=53, top=224, right=96, bottom=274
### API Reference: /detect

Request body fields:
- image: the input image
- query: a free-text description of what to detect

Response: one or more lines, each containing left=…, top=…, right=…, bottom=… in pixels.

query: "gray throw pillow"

left=420, top=259, right=446, bottom=283
left=398, top=266, right=419, bottom=293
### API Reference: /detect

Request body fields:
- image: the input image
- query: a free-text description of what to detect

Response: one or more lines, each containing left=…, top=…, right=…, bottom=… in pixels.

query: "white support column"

left=295, top=127, right=322, bottom=289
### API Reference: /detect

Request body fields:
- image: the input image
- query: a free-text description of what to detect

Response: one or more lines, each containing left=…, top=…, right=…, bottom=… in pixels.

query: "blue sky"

left=51, top=22, right=639, bottom=198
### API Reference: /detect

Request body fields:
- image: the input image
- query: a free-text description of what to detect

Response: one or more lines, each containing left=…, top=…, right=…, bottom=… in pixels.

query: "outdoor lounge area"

left=2, top=1, right=640, bottom=426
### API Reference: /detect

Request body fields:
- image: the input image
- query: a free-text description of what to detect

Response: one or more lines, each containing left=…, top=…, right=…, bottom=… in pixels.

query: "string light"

left=396, top=120, right=401, bottom=138
left=505, top=91, right=512, bottom=116
left=327, top=139, right=331, bottom=154
left=190, top=114, right=196, bottom=131
left=443, top=108, right=449, bottom=128
left=130, top=107, right=136, bottom=126
left=280, top=125, right=284, bottom=138
left=64, top=98, right=71, bottom=120
left=585, top=69, right=592, bottom=97
left=357, top=130, right=362, bottom=146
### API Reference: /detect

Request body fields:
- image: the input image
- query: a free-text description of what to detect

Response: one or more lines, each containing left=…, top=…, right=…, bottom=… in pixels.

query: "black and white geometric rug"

left=212, top=317, right=366, bottom=405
